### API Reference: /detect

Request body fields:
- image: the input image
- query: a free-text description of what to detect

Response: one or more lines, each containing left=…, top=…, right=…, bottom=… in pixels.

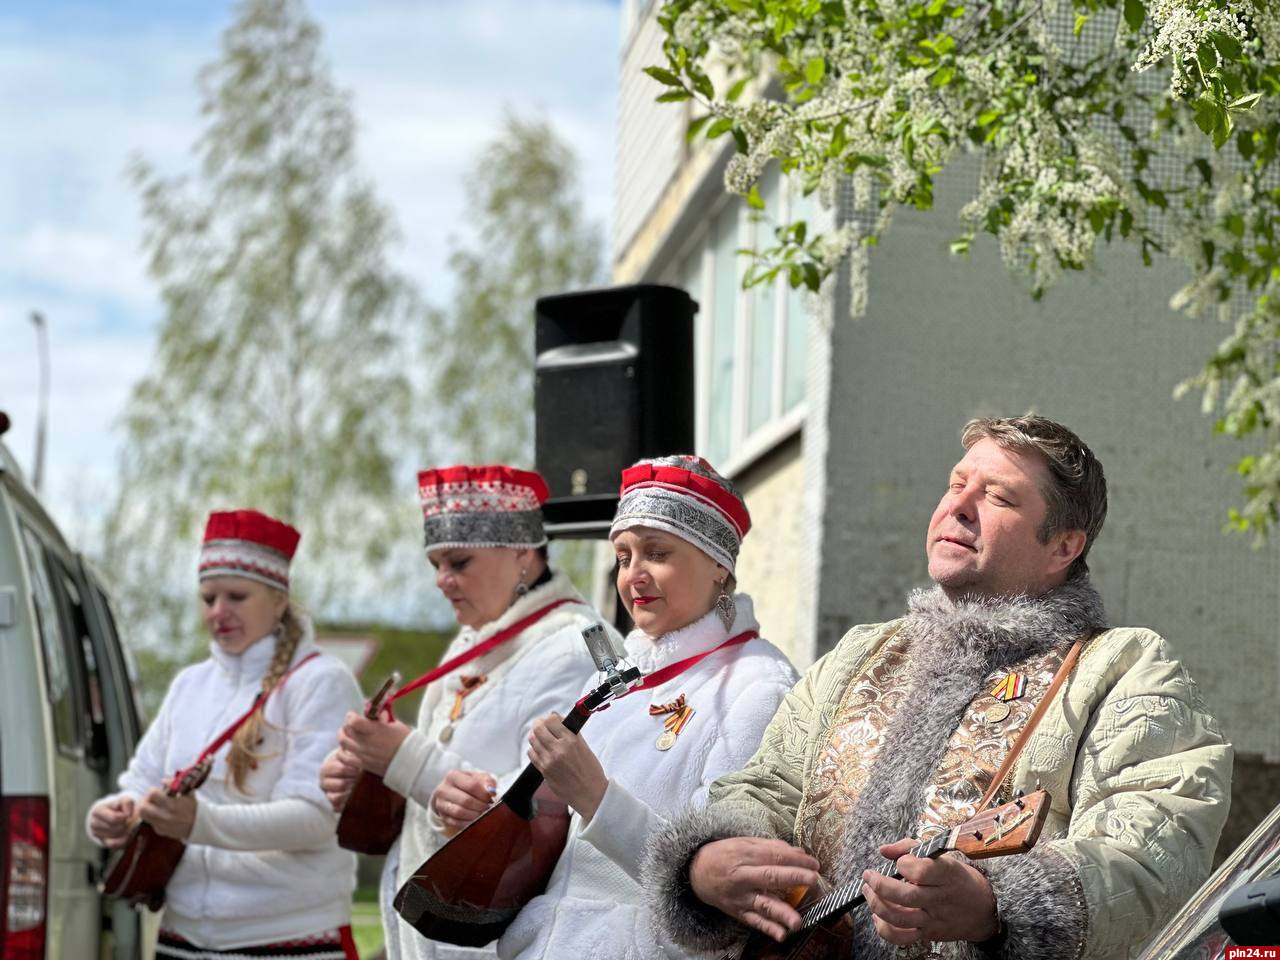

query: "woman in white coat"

left=88, top=509, right=364, bottom=960
left=319, top=465, right=610, bottom=960
left=490, top=455, right=800, bottom=960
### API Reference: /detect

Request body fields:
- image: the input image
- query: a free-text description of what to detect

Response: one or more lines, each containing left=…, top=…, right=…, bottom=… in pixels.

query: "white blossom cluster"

left=1133, top=0, right=1253, bottom=98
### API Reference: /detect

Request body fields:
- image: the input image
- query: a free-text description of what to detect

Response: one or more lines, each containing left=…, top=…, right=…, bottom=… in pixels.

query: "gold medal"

left=655, top=729, right=678, bottom=751
left=983, top=702, right=1011, bottom=723
left=438, top=724, right=454, bottom=743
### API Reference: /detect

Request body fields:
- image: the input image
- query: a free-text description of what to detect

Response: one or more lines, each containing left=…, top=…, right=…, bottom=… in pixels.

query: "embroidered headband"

left=199, top=509, right=301, bottom=591
left=609, top=455, right=750, bottom=572
left=417, top=465, right=550, bottom=553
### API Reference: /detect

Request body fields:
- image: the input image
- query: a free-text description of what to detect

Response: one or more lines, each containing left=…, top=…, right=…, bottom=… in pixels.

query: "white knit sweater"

left=90, top=627, right=363, bottom=949
left=496, top=594, right=799, bottom=960
left=379, top=571, right=611, bottom=960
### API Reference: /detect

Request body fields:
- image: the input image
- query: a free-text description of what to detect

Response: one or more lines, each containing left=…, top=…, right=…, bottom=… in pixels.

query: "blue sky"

left=0, top=0, right=621, bottom=543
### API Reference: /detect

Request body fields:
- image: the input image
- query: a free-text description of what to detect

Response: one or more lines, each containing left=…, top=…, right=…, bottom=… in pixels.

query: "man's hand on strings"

left=688, top=837, right=821, bottom=944
left=861, top=837, right=999, bottom=946
left=139, top=788, right=197, bottom=840
left=430, top=769, right=497, bottom=837
left=337, top=711, right=411, bottom=776
left=527, top=713, right=609, bottom=822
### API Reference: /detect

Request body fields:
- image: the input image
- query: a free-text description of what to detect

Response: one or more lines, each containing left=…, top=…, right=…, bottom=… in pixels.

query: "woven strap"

left=383, top=598, right=577, bottom=710
left=166, top=650, right=320, bottom=794
left=977, top=629, right=1102, bottom=811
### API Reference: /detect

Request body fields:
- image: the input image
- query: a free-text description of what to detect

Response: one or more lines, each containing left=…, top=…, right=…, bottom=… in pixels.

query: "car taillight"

left=1, top=796, right=49, bottom=959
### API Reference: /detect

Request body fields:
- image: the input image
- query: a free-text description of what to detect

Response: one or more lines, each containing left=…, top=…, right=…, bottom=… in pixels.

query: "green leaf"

left=1074, top=13, right=1089, bottom=36
left=1123, top=0, right=1145, bottom=33
left=692, top=71, right=715, bottom=100
left=949, top=233, right=973, bottom=256
left=732, top=129, right=749, bottom=154
left=685, top=114, right=712, bottom=142
left=725, top=77, right=750, bottom=102
left=707, top=117, right=735, bottom=139
left=1194, top=95, right=1220, bottom=136
left=976, top=108, right=1001, bottom=127
left=1226, top=213, right=1246, bottom=238
left=656, top=90, right=693, bottom=102
left=1210, top=30, right=1243, bottom=61
left=643, top=66, right=682, bottom=87
left=931, top=65, right=955, bottom=87
left=1229, top=92, right=1263, bottom=112
left=746, top=184, right=765, bottom=210
left=1213, top=111, right=1234, bottom=150
left=926, top=0, right=947, bottom=14
left=804, top=57, right=826, bottom=85
left=802, top=262, right=822, bottom=291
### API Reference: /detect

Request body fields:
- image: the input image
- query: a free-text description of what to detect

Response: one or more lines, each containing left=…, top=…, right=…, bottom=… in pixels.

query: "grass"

left=352, top=899, right=385, bottom=958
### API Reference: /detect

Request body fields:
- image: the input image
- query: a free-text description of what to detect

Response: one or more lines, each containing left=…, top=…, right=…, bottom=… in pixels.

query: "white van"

left=0, top=416, right=150, bottom=959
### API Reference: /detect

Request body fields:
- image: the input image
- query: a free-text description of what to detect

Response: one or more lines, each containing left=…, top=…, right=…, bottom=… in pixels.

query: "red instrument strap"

left=384, top=598, right=577, bottom=710
left=576, top=629, right=759, bottom=712
left=166, top=650, right=321, bottom=793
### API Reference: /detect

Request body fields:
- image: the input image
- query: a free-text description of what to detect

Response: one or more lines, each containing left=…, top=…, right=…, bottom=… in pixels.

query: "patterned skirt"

left=156, top=927, right=358, bottom=960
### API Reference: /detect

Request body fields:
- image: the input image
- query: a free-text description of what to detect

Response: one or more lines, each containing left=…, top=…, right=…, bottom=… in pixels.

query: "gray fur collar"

left=834, top=577, right=1106, bottom=957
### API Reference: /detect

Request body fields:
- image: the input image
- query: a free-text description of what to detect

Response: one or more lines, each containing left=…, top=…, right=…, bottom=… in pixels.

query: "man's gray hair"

left=961, top=415, right=1107, bottom=578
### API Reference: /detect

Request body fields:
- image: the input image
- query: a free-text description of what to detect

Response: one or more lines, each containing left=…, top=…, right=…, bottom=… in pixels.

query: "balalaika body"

left=99, top=758, right=214, bottom=911
left=393, top=664, right=642, bottom=946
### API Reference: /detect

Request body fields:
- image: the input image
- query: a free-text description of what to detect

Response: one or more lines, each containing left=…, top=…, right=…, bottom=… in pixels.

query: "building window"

left=679, top=173, right=811, bottom=474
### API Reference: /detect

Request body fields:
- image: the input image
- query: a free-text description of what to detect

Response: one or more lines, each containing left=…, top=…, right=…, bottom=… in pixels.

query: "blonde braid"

left=225, top=601, right=304, bottom=794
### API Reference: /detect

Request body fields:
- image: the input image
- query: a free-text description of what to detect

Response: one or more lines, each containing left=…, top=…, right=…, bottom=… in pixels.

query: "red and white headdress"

left=609, top=455, right=750, bottom=572
left=198, top=509, right=301, bottom=591
left=417, top=465, right=550, bottom=553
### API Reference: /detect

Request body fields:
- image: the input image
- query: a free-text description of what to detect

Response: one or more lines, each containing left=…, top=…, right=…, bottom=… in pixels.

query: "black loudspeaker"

left=535, top=284, right=696, bottom=537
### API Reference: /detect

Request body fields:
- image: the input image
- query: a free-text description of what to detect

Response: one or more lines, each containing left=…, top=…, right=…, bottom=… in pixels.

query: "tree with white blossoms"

left=644, top=0, right=1280, bottom=536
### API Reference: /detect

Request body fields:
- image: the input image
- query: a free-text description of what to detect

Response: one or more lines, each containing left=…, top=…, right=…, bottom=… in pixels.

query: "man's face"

left=926, top=438, right=1077, bottom=599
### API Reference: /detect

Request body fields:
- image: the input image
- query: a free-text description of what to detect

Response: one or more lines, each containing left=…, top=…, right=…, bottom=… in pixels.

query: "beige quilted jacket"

left=702, top=621, right=1233, bottom=960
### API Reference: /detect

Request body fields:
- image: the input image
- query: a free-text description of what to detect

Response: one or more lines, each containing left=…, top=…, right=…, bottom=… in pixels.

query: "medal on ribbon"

left=649, top=694, right=695, bottom=751
left=439, top=673, right=488, bottom=742
left=982, top=671, right=1026, bottom=724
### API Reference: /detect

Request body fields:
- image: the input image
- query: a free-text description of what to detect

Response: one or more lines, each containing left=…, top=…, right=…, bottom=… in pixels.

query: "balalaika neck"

left=502, top=700, right=594, bottom=820
left=798, top=830, right=952, bottom=930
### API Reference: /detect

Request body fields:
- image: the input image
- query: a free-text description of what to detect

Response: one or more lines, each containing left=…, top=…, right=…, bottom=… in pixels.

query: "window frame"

left=666, top=179, right=811, bottom=478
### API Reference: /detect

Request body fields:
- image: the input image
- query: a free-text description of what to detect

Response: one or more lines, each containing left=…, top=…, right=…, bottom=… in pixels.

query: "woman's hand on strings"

left=430, top=769, right=497, bottom=837
left=139, top=788, right=197, bottom=840
left=861, top=837, right=999, bottom=946
left=319, top=748, right=362, bottom=812
left=687, top=837, right=820, bottom=943
left=89, top=795, right=136, bottom=848
left=527, top=713, right=608, bottom=822
left=337, top=711, right=411, bottom=777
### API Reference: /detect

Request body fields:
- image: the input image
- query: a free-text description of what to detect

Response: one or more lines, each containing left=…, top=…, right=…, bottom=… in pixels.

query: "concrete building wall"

left=813, top=158, right=1280, bottom=768
left=730, top=434, right=808, bottom=664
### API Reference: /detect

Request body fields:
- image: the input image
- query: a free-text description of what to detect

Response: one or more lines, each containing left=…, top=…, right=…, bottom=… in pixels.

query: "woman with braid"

left=87, top=510, right=364, bottom=960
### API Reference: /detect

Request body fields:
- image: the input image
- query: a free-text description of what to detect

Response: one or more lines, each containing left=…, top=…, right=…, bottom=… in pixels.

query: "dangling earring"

left=513, top=568, right=529, bottom=601
left=714, top=579, right=736, bottom=631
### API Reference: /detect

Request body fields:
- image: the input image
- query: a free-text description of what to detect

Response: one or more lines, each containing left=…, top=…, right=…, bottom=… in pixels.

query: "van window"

left=88, top=579, right=142, bottom=740
left=19, top=525, right=81, bottom=753
left=49, top=560, right=109, bottom=770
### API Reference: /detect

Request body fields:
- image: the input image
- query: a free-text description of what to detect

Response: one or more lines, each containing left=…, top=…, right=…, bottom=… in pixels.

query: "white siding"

left=614, top=14, right=685, bottom=260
